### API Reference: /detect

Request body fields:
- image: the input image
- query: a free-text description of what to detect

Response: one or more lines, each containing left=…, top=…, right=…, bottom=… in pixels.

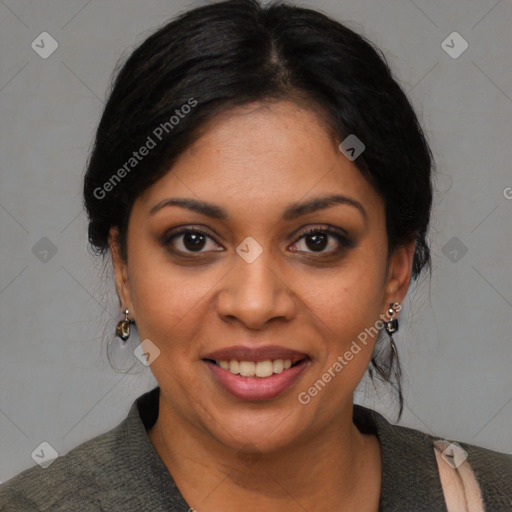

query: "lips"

left=201, top=345, right=310, bottom=400
left=201, top=345, right=309, bottom=363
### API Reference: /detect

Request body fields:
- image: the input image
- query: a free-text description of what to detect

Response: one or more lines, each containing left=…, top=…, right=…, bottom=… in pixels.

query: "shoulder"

left=354, top=405, right=512, bottom=509
left=0, top=388, right=184, bottom=512
left=0, top=419, right=128, bottom=511
left=391, top=418, right=512, bottom=490
left=455, top=438, right=512, bottom=509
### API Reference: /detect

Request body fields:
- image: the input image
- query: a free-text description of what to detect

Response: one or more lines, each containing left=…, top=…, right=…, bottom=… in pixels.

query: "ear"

left=108, top=226, right=135, bottom=318
left=382, top=240, right=416, bottom=311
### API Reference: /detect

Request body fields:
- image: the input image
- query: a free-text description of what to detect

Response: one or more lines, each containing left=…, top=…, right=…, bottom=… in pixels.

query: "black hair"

left=83, top=0, right=434, bottom=420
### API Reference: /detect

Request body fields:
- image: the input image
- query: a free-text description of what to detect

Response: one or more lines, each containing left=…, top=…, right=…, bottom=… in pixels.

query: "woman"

left=1, top=0, right=510, bottom=510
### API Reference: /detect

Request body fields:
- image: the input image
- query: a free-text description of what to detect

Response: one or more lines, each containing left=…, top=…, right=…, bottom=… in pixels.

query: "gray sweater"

left=1, top=387, right=511, bottom=511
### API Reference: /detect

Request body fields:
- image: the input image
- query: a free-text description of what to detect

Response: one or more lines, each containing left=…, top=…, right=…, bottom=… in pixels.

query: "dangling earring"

left=385, top=302, right=401, bottom=379
left=115, top=308, right=131, bottom=342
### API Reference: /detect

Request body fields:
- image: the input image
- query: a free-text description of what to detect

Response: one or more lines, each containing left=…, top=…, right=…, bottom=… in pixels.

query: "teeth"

left=215, top=359, right=298, bottom=377
left=239, top=361, right=256, bottom=377
left=272, top=359, right=284, bottom=373
left=255, top=360, right=273, bottom=378
left=229, top=360, right=239, bottom=375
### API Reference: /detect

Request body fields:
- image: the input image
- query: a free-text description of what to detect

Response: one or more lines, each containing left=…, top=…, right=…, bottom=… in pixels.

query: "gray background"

left=1, top=0, right=511, bottom=483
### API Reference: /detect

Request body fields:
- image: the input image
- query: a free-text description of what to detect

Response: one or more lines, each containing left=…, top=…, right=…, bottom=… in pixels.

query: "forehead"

left=134, top=100, right=383, bottom=222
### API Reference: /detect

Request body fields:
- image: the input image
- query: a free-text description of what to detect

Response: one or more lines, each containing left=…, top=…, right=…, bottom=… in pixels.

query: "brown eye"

left=164, top=228, right=223, bottom=254
left=291, top=227, right=354, bottom=255
left=181, top=231, right=207, bottom=251
left=304, top=232, right=329, bottom=251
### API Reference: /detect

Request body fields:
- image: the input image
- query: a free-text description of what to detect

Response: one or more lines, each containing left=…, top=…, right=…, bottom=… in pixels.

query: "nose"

left=216, top=249, right=297, bottom=330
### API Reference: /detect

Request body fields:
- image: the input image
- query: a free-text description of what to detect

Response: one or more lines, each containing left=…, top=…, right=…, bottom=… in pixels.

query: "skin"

left=109, top=100, right=416, bottom=511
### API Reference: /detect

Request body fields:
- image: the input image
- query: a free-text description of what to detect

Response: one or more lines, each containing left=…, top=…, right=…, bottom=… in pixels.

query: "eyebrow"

left=149, top=194, right=367, bottom=222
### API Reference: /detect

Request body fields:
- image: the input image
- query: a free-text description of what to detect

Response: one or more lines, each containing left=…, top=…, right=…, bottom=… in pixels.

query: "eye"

left=290, top=226, right=354, bottom=255
left=162, top=225, right=354, bottom=257
left=163, top=228, right=223, bottom=254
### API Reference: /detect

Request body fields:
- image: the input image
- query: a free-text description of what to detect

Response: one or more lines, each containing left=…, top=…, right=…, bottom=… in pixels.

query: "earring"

left=115, top=308, right=131, bottom=342
left=385, top=302, right=400, bottom=336
left=385, top=302, right=401, bottom=378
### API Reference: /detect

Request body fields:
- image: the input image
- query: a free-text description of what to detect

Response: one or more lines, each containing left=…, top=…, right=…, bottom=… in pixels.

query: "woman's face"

left=110, top=100, right=414, bottom=453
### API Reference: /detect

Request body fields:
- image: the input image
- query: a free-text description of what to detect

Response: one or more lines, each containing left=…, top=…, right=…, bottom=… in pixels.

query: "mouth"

left=201, top=346, right=311, bottom=401
left=202, top=357, right=308, bottom=378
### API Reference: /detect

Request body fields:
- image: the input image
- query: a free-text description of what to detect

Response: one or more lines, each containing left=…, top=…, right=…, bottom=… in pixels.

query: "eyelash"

left=295, top=227, right=355, bottom=254
left=162, top=226, right=354, bottom=257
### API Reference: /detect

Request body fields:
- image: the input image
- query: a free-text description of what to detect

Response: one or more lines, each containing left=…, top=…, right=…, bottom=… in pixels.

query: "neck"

left=148, top=395, right=381, bottom=512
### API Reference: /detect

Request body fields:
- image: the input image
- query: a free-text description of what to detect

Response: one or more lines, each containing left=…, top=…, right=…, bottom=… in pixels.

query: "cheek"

left=126, top=245, right=208, bottom=342
left=302, top=260, right=386, bottom=391
left=308, top=284, right=384, bottom=404
left=311, top=263, right=386, bottom=333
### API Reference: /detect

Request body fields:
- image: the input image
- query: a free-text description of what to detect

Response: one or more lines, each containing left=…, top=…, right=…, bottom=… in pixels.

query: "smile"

left=210, top=358, right=303, bottom=377
left=203, top=357, right=310, bottom=401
